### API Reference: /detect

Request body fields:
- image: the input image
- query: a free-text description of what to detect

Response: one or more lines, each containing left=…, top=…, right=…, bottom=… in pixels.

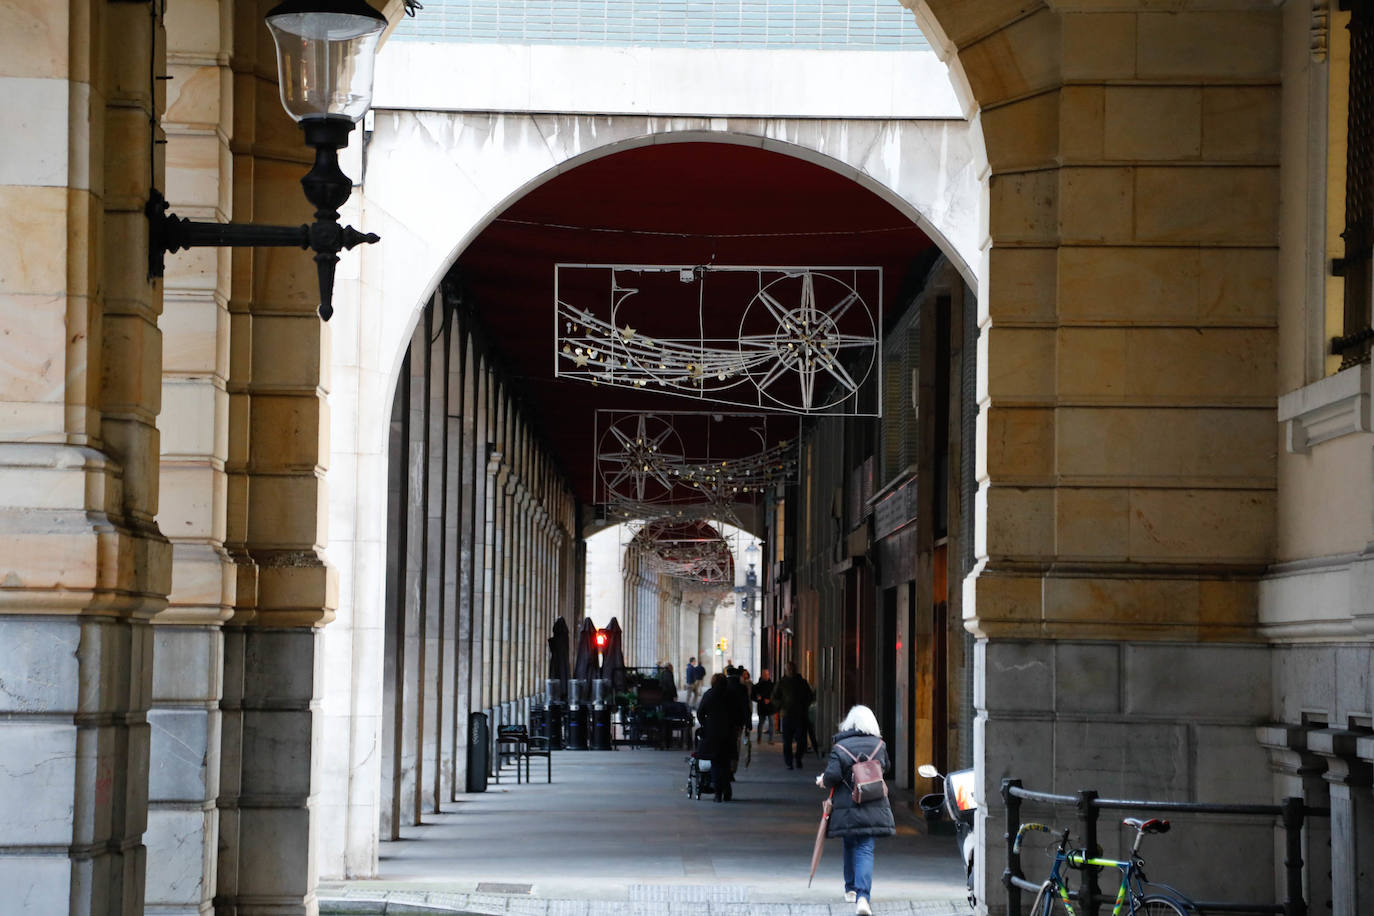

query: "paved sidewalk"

left=321, top=737, right=970, bottom=915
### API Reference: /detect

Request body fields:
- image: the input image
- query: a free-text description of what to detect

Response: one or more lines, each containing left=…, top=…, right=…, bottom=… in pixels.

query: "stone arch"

left=362, top=120, right=984, bottom=411
left=321, top=117, right=982, bottom=874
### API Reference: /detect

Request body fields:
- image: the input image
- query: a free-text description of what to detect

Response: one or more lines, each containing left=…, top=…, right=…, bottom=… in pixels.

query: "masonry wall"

left=908, top=0, right=1293, bottom=910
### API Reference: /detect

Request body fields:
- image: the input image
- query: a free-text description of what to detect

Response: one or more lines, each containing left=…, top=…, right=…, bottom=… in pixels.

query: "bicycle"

left=1015, top=817, right=1198, bottom=916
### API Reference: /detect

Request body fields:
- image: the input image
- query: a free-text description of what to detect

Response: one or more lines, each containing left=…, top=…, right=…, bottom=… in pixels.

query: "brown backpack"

left=836, top=739, right=887, bottom=804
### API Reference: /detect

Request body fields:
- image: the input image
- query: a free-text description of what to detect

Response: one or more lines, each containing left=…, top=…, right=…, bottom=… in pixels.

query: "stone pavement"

left=320, top=736, right=970, bottom=915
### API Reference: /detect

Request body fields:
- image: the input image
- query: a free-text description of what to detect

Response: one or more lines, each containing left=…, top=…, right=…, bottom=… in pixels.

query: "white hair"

left=838, top=704, right=881, bottom=737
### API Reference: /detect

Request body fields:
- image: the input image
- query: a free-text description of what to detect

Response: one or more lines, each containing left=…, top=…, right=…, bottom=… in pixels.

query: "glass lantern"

left=266, top=0, right=387, bottom=123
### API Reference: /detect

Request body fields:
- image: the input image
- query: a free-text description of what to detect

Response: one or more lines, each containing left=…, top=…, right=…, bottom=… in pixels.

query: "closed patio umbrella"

left=572, top=617, right=600, bottom=696
left=548, top=617, right=571, bottom=699
left=602, top=616, right=626, bottom=690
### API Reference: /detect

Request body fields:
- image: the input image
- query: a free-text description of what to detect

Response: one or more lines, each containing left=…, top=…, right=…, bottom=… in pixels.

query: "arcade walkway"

left=320, top=739, right=968, bottom=915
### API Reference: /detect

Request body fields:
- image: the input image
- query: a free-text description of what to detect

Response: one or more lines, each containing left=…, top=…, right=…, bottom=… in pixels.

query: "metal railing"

left=1001, top=779, right=1330, bottom=916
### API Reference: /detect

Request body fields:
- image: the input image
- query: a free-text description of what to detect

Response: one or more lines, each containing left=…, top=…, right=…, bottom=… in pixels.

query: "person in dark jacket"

left=751, top=668, right=775, bottom=742
left=814, top=704, right=894, bottom=916
left=772, top=661, right=814, bottom=769
left=724, top=666, right=751, bottom=775
left=694, top=673, right=735, bottom=801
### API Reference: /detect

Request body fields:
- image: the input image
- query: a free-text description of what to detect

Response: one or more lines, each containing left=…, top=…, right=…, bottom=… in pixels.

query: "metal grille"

left=393, top=0, right=929, bottom=50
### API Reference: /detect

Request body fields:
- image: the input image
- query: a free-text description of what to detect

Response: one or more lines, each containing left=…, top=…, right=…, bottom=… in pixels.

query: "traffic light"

left=715, top=637, right=728, bottom=653
left=594, top=629, right=608, bottom=649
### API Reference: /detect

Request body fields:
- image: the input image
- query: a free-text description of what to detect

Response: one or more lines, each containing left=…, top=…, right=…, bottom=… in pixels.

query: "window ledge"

left=1277, top=363, right=1373, bottom=453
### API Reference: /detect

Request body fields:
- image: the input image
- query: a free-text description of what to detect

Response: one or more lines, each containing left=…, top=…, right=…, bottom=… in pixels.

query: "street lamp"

left=744, top=540, right=759, bottom=673
left=146, top=0, right=386, bottom=321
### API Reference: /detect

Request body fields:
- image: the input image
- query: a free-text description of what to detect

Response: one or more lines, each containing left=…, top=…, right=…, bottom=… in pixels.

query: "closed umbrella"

left=572, top=617, right=600, bottom=694
left=807, top=793, right=834, bottom=888
left=548, top=617, right=570, bottom=699
left=602, top=617, right=626, bottom=690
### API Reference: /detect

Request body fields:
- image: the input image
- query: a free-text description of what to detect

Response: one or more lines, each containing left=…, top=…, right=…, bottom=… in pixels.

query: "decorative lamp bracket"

left=146, top=118, right=379, bottom=321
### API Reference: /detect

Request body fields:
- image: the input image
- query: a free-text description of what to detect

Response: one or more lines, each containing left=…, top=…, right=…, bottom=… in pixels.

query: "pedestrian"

left=695, top=673, right=735, bottom=802
left=772, top=660, right=814, bottom=770
left=814, top=704, right=894, bottom=916
left=660, top=661, right=679, bottom=701
left=752, top=668, right=775, bottom=742
left=685, top=656, right=705, bottom=707
left=724, top=665, right=751, bottom=775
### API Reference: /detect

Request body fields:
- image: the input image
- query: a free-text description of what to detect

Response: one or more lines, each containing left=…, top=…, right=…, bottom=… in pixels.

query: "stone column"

left=420, top=307, right=445, bottom=815
left=911, top=1, right=1283, bottom=907
left=494, top=467, right=512, bottom=717
left=213, top=5, right=341, bottom=908
left=453, top=339, right=478, bottom=797
left=481, top=451, right=502, bottom=720
left=0, top=4, right=173, bottom=913
left=439, top=318, right=463, bottom=804
left=148, top=3, right=238, bottom=911
left=517, top=488, right=533, bottom=705
left=698, top=602, right=716, bottom=677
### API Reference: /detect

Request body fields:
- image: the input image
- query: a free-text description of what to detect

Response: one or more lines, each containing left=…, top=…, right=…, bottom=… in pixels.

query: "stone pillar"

left=481, top=450, right=502, bottom=719
left=698, top=603, right=716, bottom=677
left=0, top=4, right=172, bottom=913
left=519, top=488, right=534, bottom=703
left=453, top=339, right=478, bottom=798
left=439, top=318, right=462, bottom=804
left=420, top=306, right=445, bottom=815
left=911, top=1, right=1283, bottom=908
left=213, top=4, right=340, bottom=908
left=494, top=466, right=512, bottom=714
left=148, top=3, right=238, bottom=911
left=1311, top=729, right=1374, bottom=914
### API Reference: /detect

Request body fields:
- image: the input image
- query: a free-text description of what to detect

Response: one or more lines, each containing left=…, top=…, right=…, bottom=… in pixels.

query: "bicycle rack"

left=1001, top=779, right=1330, bottom=916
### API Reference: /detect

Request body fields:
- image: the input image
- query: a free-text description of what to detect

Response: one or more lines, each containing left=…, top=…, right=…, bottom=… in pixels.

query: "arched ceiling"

left=454, top=140, right=936, bottom=507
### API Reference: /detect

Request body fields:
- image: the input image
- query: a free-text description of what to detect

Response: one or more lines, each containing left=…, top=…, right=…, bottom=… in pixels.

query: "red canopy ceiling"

left=454, top=140, right=935, bottom=506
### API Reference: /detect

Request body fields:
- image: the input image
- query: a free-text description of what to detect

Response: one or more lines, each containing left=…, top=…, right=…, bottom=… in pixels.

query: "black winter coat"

left=694, top=685, right=737, bottom=767
left=725, top=677, right=750, bottom=728
left=821, top=730, right=896, bottom=838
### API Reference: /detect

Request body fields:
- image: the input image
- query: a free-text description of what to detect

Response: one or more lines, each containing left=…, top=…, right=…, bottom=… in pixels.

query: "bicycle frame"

left=1018, top=823, right=1171, bottom=916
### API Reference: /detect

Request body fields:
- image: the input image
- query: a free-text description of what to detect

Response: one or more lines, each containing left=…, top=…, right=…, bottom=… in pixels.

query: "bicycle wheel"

left=1135, top=896, right=1191, bottom=916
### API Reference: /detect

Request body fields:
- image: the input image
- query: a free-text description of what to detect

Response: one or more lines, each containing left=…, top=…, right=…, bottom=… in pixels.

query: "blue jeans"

left=842, top=835, right=875, bottom=901
left=756, top=709, right=773, bottom=740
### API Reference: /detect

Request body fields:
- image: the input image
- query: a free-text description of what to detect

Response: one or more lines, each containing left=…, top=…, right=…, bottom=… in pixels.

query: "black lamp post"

left=147, top=0, right=387, bottom=321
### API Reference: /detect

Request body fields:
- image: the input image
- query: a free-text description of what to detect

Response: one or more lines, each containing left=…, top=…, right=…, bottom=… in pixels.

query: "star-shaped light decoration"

left=739, top=272, right=874, bottom=411
left=597, top=414, right=684, bottom=502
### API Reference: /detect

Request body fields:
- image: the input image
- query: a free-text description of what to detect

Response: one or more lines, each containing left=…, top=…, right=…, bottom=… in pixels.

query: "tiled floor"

left=321, top=738, right=970, bottom=915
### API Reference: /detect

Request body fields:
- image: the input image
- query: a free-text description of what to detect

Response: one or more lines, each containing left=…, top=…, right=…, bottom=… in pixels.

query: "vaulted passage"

left=375, top=140, right=968, bottom=844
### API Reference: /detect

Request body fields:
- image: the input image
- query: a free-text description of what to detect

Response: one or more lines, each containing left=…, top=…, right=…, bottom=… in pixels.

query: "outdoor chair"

left=493, top=724, right=552, bottom=784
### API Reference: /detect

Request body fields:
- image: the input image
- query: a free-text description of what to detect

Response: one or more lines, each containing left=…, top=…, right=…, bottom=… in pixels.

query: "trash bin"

left=566, top=704, right=588, bottom=750
left=919, top=792, right=951, bottom=834
left=590, top=706, right=612, bottom=750
left=545, top=702, right=565, bottom=750
left=466, top=711, right=489, bottom=793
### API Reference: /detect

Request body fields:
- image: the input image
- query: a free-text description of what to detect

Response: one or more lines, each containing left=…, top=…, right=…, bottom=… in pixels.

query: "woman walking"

left=695, top=673, right=736, bottom=802
left=814, top=705, right=894, bottom=915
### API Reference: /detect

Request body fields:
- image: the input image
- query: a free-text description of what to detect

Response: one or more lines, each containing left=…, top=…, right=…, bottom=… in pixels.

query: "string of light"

left=557, top=265, right=881, bottom=414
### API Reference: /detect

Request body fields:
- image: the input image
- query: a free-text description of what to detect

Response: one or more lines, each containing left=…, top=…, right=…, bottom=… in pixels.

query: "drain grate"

left=475, top=882, right=533, bottom=894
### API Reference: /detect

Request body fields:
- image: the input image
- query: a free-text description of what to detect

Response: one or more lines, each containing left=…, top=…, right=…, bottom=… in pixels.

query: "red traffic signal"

left=594, top=629, right=608, bottom=649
